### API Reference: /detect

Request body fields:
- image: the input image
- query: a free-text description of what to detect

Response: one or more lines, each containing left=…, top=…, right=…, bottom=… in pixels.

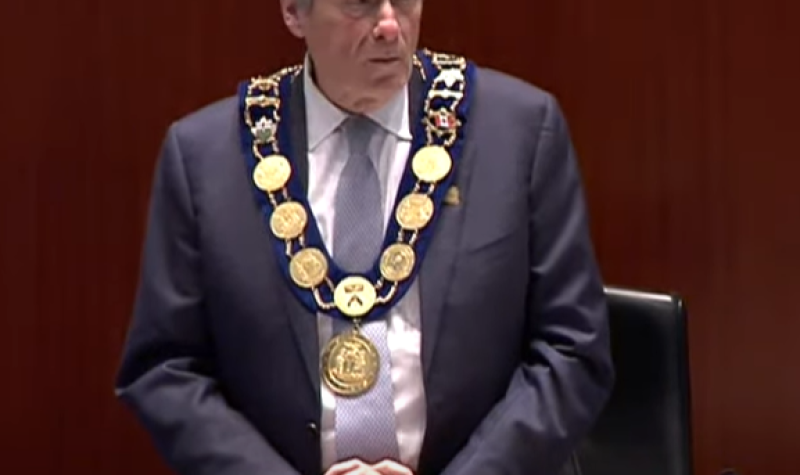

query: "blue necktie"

left=331, top=115, right=400, bottom=463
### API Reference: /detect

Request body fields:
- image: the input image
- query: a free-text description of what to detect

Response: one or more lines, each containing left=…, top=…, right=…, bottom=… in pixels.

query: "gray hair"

left=296, top=0, right=313, bottom=10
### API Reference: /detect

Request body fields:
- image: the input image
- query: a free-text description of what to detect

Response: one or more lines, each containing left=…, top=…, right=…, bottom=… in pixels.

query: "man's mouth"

left=370, top=57, right=400, bottom=64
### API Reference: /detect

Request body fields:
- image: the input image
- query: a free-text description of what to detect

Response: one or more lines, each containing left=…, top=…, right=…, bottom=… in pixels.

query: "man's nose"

left=373, top=1, right=400, bottom=42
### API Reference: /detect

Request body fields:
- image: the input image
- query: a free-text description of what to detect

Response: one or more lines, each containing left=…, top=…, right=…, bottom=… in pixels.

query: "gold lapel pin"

left=444, top=186, right=461, bottom=206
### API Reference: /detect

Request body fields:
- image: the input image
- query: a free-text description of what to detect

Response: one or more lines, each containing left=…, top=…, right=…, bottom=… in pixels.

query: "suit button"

left=307, top=422, right=319, bottom=436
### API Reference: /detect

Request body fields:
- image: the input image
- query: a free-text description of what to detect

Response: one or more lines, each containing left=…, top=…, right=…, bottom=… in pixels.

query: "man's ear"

left=280, top=0, right=305, bottom=38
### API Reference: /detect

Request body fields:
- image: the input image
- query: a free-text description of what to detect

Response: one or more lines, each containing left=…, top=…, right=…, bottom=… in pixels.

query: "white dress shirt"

left=301, top=60, right=427, bottom=471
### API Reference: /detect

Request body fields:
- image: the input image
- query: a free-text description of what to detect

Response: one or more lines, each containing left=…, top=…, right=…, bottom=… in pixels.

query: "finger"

left=324, top=459, right=364, bottom=475
left=346, top=465, right=379, bottom=475
left=372, top=459, right=414, bottom=475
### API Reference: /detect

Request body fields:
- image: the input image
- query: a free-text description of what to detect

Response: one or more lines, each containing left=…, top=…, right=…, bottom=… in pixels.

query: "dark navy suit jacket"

left=115, top=62, right=614, bottom=475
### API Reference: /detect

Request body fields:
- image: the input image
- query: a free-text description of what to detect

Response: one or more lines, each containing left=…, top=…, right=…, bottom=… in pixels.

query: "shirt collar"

left=303, top=55, right=412, bottom=152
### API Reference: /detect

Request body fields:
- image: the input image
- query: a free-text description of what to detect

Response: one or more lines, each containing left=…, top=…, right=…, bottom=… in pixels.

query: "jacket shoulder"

left=473, top=66, right=555, bottom=112
left=468, top=65, right=568, bottom=135
left=168, top=95, right=239, bottom=145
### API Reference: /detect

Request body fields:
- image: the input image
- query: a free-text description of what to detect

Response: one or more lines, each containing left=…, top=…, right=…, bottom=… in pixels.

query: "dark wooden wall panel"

left=1, top=1, right=798, bottom=474
left=0, top=3, right=298, bottom=473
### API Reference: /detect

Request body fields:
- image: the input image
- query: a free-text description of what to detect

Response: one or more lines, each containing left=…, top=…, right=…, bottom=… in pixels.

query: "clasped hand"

left=324, top=458, right=414, bottom=475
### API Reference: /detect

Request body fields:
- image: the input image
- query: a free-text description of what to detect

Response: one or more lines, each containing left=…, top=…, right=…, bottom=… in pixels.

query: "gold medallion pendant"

left=396, top=193, right=435, bottom=231
left=289, top=248, right=328, bottom=289
left=334, top=276, right=378, bottom=317
left=270, top=201, right=308, bottom=240
left=412, top=145, right=452, bottom=183
left=321, top=330, right=380, bottom=397
left=253, top=154, right=291, bottom=192
left=380, top=243, right=416, bottom=282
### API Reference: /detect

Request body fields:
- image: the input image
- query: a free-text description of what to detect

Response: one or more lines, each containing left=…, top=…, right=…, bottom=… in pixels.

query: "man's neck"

left=307, top=56, right=408, bottom=115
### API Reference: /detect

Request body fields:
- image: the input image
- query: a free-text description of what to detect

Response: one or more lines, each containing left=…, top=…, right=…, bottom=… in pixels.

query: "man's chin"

left=372, top=66, right=412, bottom=89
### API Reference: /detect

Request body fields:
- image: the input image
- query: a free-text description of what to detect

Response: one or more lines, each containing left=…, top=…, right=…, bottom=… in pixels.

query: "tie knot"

left=344, top=115, right=377, bottom=158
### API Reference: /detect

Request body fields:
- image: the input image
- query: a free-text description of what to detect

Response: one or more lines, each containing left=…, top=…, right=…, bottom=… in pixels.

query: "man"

left=115, top=0, right=614, bottom=474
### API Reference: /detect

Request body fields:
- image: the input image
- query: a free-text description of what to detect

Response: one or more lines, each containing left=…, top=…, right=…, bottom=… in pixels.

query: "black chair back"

left=571, top=286, right=694, bottom=475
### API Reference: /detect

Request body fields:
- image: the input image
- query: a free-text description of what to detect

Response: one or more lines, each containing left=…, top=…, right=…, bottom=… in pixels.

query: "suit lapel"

left=283, top=73, right=319, bottom=389
left=291, top=74, right=310, bottom=192
left=412, top=67, right=474, bottom=383
left=415, top=65, right=477, bottom=471
left=418, top=172, right=472, bottom=384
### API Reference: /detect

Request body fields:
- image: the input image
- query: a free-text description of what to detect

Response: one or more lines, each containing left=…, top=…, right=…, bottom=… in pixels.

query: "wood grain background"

left=1, top=1, right=798, bottom=473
